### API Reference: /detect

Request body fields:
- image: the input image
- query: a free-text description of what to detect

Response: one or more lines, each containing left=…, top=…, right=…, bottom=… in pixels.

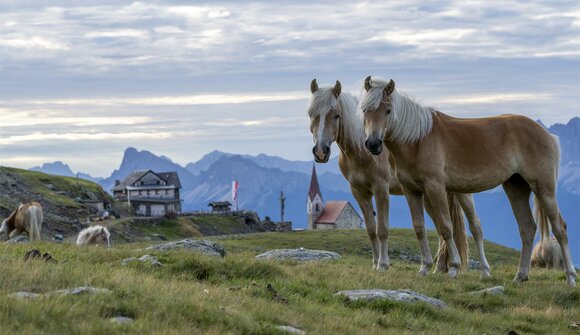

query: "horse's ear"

left=364, top=76, right=372, bottom=91
left=385, top=79, right=395, bottom=95
left=332, top=80, right=341, bottom=98
left=310, top=79, right=319, bottom=94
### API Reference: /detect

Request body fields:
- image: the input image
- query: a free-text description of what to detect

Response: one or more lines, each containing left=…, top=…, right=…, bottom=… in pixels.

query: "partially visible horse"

left=360, top=76, right=575, bottom=286
left=531, top=201, right=565, bottom=269
left=77, top=225, right=111, bottom=248
left=0, top=202, right=43, bottom=241
left=307, top=79, right=491, bottom=277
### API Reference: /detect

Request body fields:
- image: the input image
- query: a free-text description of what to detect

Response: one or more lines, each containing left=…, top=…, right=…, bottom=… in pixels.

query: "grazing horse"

left=308, top=79, right=491, bottom=277
left=359, top=76, right=575, bottom=286
left=77, top=225, right=111, bottom=248
left=0, top=202, right=43, bottom=241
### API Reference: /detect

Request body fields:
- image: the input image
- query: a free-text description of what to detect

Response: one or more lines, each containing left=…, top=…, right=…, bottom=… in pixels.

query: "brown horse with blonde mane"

left=360, top=76, right=575, bottom=286
left=1, top=202, right=43, bottom=241
left=307, top=79, right=491, bottom=277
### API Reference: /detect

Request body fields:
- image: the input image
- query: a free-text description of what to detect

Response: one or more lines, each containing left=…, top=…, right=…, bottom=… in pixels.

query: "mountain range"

left=28, top=117, right=580, bottom=263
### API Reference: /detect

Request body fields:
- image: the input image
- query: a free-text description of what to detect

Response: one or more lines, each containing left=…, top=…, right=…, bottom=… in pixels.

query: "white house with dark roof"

left=112, top=170, right=182, bottom=216
left=307, top=165, right=362, bottom=230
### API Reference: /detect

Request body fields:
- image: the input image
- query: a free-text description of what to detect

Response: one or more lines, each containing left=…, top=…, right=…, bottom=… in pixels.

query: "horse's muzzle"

left=312, top=145, right=330, bottom=163
left=365, top=139, right=383, bottom=155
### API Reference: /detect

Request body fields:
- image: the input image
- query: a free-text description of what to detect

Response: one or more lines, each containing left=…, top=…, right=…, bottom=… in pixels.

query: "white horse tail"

left=435, top=192, right=469, bottom=272
left=534, top=194, right=550, bottom=241
left=28, top=205, right=43, bottom=241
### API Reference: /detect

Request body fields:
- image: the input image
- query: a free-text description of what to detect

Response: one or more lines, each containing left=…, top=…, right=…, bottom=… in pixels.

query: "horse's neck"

left=336, top=120, right=365, bottom=161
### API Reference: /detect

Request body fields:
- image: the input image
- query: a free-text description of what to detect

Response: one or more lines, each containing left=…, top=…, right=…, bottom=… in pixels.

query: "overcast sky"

left=1, top=1, right=579, bottom=177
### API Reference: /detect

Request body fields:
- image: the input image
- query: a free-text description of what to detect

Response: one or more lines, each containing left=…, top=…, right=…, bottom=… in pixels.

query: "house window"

left=139, top=191, right=142, bottom=195
left=315, top=204, right=319, bottom=211
left=155, top=190, right=159, bottom=195
left=147, top=190, right=150, bottom=195
left=166, top=190, right=170, bottom=195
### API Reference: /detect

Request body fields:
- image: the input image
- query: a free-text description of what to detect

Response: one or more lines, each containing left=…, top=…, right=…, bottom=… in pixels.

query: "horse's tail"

left=28, top=205, right=42, bottom=241
left=436, top=192, right=469, bottom=272
left=534, top=194, right=550, bottom=241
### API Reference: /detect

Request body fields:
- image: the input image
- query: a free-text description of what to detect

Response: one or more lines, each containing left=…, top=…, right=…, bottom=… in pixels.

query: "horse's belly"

left=445, top=168, right=512, bottom=193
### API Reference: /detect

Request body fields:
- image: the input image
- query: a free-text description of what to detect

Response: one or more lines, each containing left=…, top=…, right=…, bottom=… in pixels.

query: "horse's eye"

left=386, top=108, right=391, bottom=114
left=334, top=114, right=340, bottom=119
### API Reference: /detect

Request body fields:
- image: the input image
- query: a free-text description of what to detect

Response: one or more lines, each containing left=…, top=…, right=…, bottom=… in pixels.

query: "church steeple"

left=308, top=164, right=322, bottom=202
left=307, top=164, right=324, bottom=230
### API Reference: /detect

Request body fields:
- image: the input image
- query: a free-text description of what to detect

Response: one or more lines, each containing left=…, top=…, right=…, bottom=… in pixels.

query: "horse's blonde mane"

left=308, top=87, right=366, bottom=152
left=359, top=77, right=434, bottom=144
left=77, top=225, right=110, bottom=245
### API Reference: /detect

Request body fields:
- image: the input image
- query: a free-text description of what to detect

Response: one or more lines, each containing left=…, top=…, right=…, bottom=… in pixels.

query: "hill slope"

left=1, top=230, right=577, bottom=334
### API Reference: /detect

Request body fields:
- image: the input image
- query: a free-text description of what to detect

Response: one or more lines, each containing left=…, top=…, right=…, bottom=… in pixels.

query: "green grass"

left=0, top=229, right=577, bottom=334
left=0, top=166, right=112, bottom=209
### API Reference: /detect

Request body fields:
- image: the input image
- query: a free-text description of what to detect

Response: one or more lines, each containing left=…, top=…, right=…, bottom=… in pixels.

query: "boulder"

left=6, top=235, right=29, bottom=244
left=121, top=254, right=164, bottom=267
left=334, top=289, right=447, bottom=308
left=276, top=325, right=306, bottom=334
left=145, top=239, right=226, bottom=257
left=468, top=286, right=505, bottom=296
left=109, top=316, right=134, bottom=325
left=10, top=286, right=111, bottom=299
left=255, top=248, right=341, bottom=261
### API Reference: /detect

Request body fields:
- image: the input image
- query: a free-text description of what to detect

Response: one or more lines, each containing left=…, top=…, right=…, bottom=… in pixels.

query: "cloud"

left=436, top=93, right=551, bottom=105
left=0, top=36, right=68, bottom=50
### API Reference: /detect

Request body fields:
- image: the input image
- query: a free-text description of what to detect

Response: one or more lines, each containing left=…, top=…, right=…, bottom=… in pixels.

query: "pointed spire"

left=308, top=164, right=322, bottom=201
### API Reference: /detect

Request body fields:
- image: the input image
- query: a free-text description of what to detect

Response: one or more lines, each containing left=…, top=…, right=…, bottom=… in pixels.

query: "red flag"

left=232, top=180, right=239, bottom=205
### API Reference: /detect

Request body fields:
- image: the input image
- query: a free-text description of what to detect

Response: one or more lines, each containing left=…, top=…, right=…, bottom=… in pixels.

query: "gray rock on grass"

left=6, top=235, right=29, bottom=244
left=145, top=239, right=226, bottom=257
left=276, top=325, right=306, bottom=334
left=121, top=254, right=164, bottom=266
left=109, top=316, right=134, bottom=325
left=10, top=286, right=112, bottom=299
left=256, top=248, right=341, bottom=261
left=468, top=286, right=505, bottom=296
left=335, top=289, right=447, bottom=308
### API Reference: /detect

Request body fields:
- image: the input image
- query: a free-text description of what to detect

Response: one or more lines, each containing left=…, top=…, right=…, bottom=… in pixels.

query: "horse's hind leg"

left=351, top=187, right=380, bottom=270
left=457, top=193, right=491, bottom=278
left=502, top=175, right=534, bottom=283
left=403, top=189, right=433, bottom=276
left=534, top=188, right=576, bottom=287
left=374, top=190, right=391, bottom=271
left=424, top=196, right=447, bottom=273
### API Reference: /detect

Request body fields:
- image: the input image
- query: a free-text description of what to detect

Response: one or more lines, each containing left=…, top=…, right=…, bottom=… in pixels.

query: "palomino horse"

left=308, top=79, right=491, bottom=277
left=360, top=76, right=575, bottom=286
left=0, top=202, right=43, bottom=241
left=77, top=225, right=111, bottom=248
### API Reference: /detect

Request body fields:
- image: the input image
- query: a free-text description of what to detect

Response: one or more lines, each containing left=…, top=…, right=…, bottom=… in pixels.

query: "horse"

left=307, top=79, right=491, bottom=277
left=531, top=202, right=565, bottom=269
left=76, top=225, right=111, bottom=248
left=359, top=76, right=575, bottom=286
left=0, top=202, right=43, bottom=241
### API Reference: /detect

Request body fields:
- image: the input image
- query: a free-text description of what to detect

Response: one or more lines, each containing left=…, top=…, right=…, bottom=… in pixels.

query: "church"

left=307, top=165, right=363, bottom=230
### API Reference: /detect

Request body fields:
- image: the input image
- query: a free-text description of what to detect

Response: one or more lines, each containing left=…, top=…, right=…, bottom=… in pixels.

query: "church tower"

left=307, top=164, right=324, bottom=229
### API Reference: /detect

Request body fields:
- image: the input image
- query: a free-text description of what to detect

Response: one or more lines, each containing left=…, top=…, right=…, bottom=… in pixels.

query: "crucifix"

left=279, top=190, right=286, bottom=223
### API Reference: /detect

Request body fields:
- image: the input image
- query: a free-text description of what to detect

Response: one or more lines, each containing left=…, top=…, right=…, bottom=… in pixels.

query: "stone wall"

left=334, top=204, right=363, bottom=229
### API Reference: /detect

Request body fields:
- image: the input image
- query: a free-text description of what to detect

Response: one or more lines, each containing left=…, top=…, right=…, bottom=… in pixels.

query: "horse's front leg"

left=351, top=187, right=380, bottom=270
left=403, top=189, right=433, bottom=275
left=457, top=193, right=491, bottom=278
left=375, top=189, right=390, bottom=271
left=424, top=196, right=448, bottom=273
left=424, top=184, right=462, bottom=278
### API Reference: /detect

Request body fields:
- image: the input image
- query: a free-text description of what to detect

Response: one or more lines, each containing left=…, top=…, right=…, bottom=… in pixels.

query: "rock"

left=468, top=259, right=480, bottom=270
left=48, top=287, right=112, bottom=296
left=53, top=234, right=64, bottom=242
left=145, top=239, right=226, bottom=257
left=468, top=286, right=505, bottom=296
left=10, top=287, right=111, bottom=299
left=334, top=289, right=447, bottom=308
left=255, top=248, right=341, bottom=261
left=109, top=316, right=134, bottom=325
left=276, top=325, right=306, bottom=334
left=121, top=254, right=164, bottom=267
left=24, top=249, right=58, bottom=263
left=10, top=291, right=41, bottom=299
left=150, top=233, right=167, bottom=241
left=6, top=235, right=29, bottom=244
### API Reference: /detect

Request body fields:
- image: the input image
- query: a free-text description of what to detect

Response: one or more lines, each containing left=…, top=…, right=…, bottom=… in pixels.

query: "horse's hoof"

left=418, top=267, right=429, bottom=276
left=513, top=273, right=529, bottom=283
left=376, top=264, right=389, bottom=272
left=480, top=269, right=492, bottom=279
left=567, top=275, right=576, bottom=287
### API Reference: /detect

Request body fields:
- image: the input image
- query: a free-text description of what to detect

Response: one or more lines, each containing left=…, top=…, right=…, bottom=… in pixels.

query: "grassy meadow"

left=0, top=229, right=578, bottom=334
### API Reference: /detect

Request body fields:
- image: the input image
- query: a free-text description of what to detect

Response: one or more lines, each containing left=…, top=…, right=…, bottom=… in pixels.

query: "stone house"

left=112, top=170, right=182, bottom=216
left=307, top=165, right=363, bottom=229
left=208, top=201, right=232, bottom=214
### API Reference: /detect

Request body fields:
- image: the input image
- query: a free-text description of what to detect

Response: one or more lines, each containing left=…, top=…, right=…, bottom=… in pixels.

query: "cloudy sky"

left=1, top=1, right=579, bottom=177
